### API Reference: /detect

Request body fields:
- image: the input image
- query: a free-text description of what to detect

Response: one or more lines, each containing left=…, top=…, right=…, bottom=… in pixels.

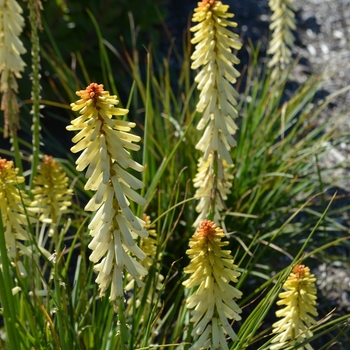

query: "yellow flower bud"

left=271, top=264, right=318, bottom=350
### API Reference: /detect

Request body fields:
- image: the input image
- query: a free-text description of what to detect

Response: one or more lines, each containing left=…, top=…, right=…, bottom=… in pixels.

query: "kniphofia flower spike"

left=0, top=0, right=27, bottom=137
left=267, top=0, right=297, bottom=77
left=125, top=214, right=164, bottom=325
left=31, top=155, right=73, bottom=225
left=190, top=1, right=242, bottom=226
left=30, top=155, right=73, bottom=248
left=270, top=264, right=318, bottom=350
left=0, top=158, right=35, bottom=277
left=183, top=220, right=242, bottom=349
left=68, top=83, right=148, bottom=300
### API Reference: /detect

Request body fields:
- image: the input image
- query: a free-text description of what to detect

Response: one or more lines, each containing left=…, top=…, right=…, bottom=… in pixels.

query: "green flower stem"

left=117, top=298, right=129, bottom=350
left=11, top=130, right=23, bottom=177
left=207, top=152, right=219, bottom=222
left=5, top=83, right=23, bottom=176
left=53, top=260, right=69, bottom=349
left=28, top=0, right=42, bottom=190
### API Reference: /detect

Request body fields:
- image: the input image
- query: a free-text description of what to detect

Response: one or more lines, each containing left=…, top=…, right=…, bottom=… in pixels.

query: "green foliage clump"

left=0, top=1, right=349, bottom=350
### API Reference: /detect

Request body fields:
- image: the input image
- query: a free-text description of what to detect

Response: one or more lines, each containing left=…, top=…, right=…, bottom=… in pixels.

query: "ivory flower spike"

left=267, top=0, right=297, bottom=76
left=68, top=83, right=148, bottom=300
left=0, top=0, right=27, bottom=137
left=0, top=158, right=35, bottom=278
left=190, top=1, right=242, bottom=226
left=191, top=0, right=242, bottom=162
left=125, top=214, right=164, bottom=325
left=31, top=155, right=73, bottom=225
left=270, top=264, right=318, bottom=350
left=183, top=220, right=242, bottom=350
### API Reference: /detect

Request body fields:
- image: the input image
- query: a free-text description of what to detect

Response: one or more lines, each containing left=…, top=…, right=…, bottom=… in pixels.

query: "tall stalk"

left=28, top=0, right=43, bottom=189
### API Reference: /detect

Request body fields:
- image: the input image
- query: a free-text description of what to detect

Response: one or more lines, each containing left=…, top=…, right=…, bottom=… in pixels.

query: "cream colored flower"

left=193, top=153, right=233, bottom=228
left=0, top=158, right=32, bottom=259
left=270, top=264, right=318, bottom=350
left=137, top=214, right=163, bottom=279
left=190, top=1, right=241, bottom=226
left=0, top=0, right=26, bottom=86
left=68, top=83, right=148, bottom=300
left=30, top=155, right=73, bottom=248
left=31, top=155, right=73, bottom=225
left=0, top=0, right=26, bottom=137
left=191, top=0, right=241, bottom=163
left=267, top=0, right=297, bottom=75
left=183, top=220, right=242, bottom=349
left=126, top=214, right=164, bottom=325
